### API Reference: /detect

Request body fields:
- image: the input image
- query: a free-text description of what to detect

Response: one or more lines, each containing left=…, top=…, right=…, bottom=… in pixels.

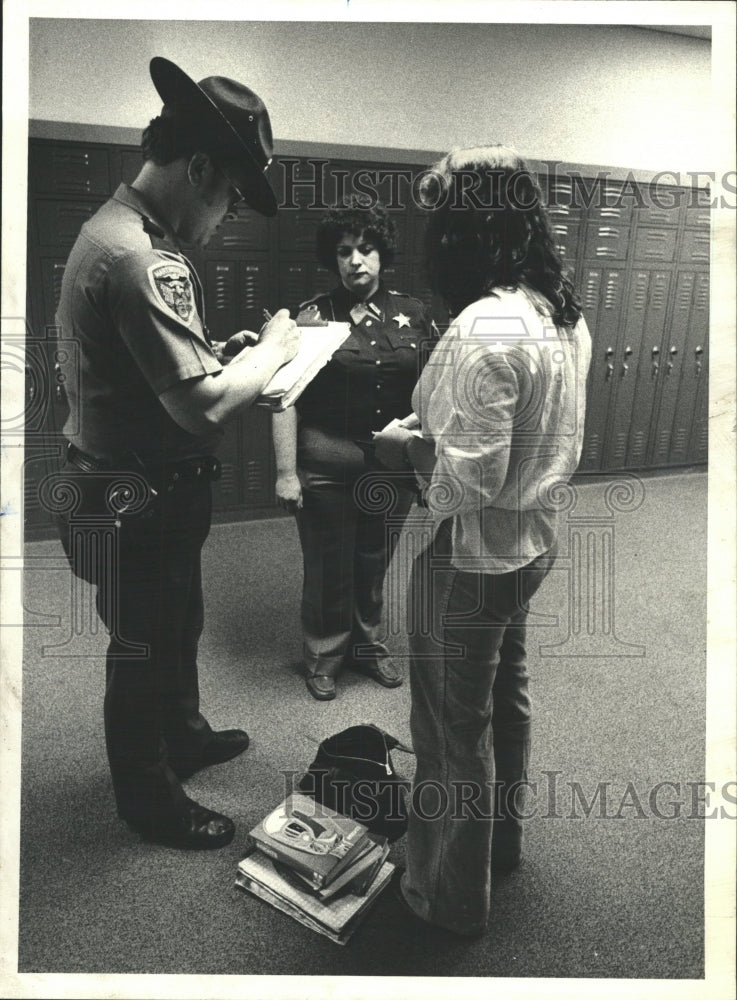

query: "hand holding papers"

left=257, top=322, right=351, bottom=411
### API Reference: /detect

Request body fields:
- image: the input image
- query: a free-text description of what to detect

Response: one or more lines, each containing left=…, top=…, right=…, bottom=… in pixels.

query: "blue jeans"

left=402, top=519, right=555, bottom=934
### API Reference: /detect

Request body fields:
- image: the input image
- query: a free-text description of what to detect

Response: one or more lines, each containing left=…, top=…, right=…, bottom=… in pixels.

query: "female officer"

left=272, top=198, right=436, bottom=700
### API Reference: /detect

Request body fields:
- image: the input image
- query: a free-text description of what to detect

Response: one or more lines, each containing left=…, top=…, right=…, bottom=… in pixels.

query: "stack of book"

left=236, top=792, right=394, bottom=945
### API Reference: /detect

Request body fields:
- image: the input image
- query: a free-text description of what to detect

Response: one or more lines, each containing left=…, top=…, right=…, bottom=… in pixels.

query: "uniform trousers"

left=295, top=468, right=413, bottom=678
left=56, top=462, right=214, bottom=826
left=402, top=519, right=554, bottom=935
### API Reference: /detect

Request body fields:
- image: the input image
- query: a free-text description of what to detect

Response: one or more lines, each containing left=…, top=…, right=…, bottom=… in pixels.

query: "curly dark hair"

left=419, top=145, right=582, bottom=326
left=141, top=111, right=237, bottom=168
left=316, top=197, right=397, bottom=273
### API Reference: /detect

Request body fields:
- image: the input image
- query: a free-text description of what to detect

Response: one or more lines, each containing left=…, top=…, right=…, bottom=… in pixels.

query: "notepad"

left=256, top=322, right=351, bottom=411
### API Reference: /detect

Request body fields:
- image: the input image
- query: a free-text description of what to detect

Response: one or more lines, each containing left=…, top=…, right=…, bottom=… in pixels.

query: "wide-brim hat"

left=150, top=56, right=277, bottom=217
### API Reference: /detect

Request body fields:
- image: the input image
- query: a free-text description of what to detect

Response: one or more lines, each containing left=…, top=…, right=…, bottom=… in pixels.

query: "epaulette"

left=142, top=215, right=166, bottom=239
left=387, top=288, right=420, bottom=304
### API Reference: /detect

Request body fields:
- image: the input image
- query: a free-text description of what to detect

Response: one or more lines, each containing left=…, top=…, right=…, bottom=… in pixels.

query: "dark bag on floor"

left=297, top=724, right=413, bottom=842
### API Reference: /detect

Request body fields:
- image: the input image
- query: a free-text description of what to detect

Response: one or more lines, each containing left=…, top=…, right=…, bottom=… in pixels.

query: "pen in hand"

left=263, top=309, right=273, bottom=322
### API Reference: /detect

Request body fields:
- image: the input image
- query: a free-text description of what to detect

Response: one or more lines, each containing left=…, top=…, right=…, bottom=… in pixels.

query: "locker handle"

left=606, top=363, right=614, bottom=380
left=621, top=363, right=629, bottom=376
left=651, top=362, right=659, bottom=379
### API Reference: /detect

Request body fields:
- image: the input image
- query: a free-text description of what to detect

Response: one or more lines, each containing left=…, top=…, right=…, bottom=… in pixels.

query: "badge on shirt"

left=147, top=261, right=195, bottom=326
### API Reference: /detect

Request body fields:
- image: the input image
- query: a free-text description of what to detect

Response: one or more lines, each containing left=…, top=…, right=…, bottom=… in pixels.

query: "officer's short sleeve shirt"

left=57, top=185, right=223, bottom=461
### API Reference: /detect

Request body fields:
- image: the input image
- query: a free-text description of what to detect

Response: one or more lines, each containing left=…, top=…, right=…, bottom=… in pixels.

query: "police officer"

left=272, top=199, right=438, bottom=701
left=55, top=57, right=299, bottom=849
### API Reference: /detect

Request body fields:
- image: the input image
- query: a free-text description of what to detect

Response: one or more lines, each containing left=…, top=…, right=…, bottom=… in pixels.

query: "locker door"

left=550, top=220, right=582, bottom=268
left=648, top=270, right=701, bottom=466
left=306, top=262, right=334, bottom=299
left=280, top=262, right=314, bottom=312
left=583, top=220, right=631, bottom=261
left=240, top=407, right=273, bottom=506
left=687, top=331, right=708, bottom=465
left=31, top=144, right=110, bottom=197
left=203, top=260, right=242, bottom=511
left=672, top=271, right=709, bottom=466
left=277, top=158, right=335, bottom=253
left=35, top=200, right=103, bottom=247
left=606, top=270, right=670, bottom=469
left=579, top=267, right=627, bottom=471
left=207, top=205, right=272, bottom=254
left=239, top=260, right=273, bottom=333
left=205, top=260, right=239, bottom=339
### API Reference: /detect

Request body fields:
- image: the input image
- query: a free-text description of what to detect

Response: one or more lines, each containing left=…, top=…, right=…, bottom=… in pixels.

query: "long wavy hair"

left=419, top=145, right=582, bottom=326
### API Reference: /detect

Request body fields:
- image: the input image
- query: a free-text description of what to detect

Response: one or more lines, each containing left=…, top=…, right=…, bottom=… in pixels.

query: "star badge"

left=394, top=313, right=411, bottom=328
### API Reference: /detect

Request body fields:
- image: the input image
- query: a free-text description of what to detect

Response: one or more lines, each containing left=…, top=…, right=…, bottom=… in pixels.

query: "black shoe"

left=305, top=674, right=337, bottom=701
left=127, top=798, right=235, bottom=850
left=352, top=656, right=403, bottom=688
left=169, top=729, right=250, bottom=780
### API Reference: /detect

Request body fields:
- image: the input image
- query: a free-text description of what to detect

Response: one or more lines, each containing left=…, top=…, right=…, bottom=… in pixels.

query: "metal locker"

left=31, top=144, right=110, bottom=197
left=633, top=227, right=678, bottom=263
left=280, top=262, right=313, bottom=313
left=204, top=260, right=239, bottom=340
left=583, top=220, right=631, bottom=261
left=207, top=205, right=272, bottom=253
left=578, top=267, right=627, bottom=471
left=648, top=270, right=702, bottom=466
left=672, top=272, right=709, bottom=466
left=35, top=199, right=103, bottom=247
left=239, top=260, right=273, bottom=333
left=606, top=269, right=671, bottom=469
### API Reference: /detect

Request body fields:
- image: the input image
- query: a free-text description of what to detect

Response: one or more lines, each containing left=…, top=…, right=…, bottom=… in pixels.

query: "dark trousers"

left=295, top=469, right=413, bottom=677
left=56, top=463, right=214, bottom=824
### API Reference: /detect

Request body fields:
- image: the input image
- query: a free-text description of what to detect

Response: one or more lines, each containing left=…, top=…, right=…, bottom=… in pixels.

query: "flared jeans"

left=402, top=519, right=555, bottom=934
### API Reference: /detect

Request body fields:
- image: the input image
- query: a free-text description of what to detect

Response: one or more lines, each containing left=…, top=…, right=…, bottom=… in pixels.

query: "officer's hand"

left=259, top=309, right=300, bottom=363
left=275, top=473, right=303, bottom=513
left=215, top=330, right=259, bottom=364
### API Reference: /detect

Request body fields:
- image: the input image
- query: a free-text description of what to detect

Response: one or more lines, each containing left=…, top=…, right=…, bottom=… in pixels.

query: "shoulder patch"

left=147, top=260, right=195, bottom=327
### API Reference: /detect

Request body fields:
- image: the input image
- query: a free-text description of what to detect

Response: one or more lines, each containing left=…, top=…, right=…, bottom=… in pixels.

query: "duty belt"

left=66, top=443, right=222, bottom=488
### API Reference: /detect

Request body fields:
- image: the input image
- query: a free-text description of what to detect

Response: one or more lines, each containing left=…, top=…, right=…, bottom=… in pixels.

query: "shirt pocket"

left=332, top=331, right=363, bottom=361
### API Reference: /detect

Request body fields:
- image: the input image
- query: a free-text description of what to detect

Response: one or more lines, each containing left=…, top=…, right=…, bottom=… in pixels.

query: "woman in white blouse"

left=374, top=145, right=592, bottom=937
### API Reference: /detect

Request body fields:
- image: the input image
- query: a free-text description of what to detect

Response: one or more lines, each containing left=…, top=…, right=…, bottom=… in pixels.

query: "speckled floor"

left=14, top=470, right=709, bottom=981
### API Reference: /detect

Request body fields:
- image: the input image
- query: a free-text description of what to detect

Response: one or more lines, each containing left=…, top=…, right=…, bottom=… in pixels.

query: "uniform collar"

left=111, top=184, right=180, bottom=248
left=335, top=280, right=388, bottom=319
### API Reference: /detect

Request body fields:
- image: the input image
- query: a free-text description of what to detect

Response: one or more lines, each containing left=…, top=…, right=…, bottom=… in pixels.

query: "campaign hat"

left=150, top=56, right=277, bottom=217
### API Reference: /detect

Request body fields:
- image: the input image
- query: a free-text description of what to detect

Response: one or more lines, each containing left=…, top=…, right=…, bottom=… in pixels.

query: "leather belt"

left=66, top=443, right=221, bottom=485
